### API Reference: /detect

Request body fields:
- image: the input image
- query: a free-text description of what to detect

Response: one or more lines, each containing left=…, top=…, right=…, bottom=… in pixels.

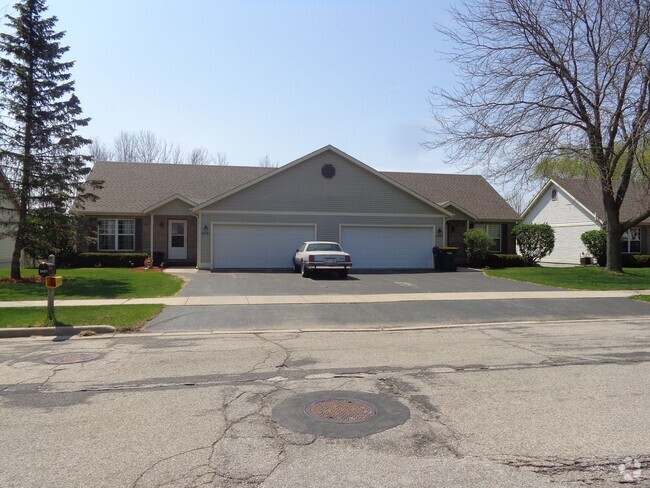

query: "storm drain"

left=44, top=352, right=101, bottom=365
left=272, top=390, right=409, bottom=438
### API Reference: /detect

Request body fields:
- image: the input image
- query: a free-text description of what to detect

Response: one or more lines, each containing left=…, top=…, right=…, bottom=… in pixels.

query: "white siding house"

left=522, top=179, right=650, bottom=264
left=0, top=180, right=17, bottom=267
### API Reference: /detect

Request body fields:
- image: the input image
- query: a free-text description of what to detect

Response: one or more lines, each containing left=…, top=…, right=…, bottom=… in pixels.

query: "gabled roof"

left=76, top=146, right=518, bottom=221
left=523, top=178, right=650, bottom=225
left=385, top=171, right=519, bottom=221
left=192, top=145, right=452, bottom=216
left=76, top=162, right=272, bottom=214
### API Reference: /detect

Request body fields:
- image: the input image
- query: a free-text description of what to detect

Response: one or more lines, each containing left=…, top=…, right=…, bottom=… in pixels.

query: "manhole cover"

left=44, top=352, right=101, bottom=364
left=272, top=390, right=410, bottom=439
left=305, top=398, right=377, bottom=423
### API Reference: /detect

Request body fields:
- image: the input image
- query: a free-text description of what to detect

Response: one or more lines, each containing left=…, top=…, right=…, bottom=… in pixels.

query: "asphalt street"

left=145, top=297, right=650, bottom=332
left=1, top=318, right=649, bottom=487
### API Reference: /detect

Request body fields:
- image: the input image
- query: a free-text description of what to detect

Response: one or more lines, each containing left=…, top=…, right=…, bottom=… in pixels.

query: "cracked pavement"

left=0, top=318, right=649, bottom=487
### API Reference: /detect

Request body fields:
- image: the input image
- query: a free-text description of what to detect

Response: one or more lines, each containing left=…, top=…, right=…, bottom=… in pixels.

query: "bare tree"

left=88, top=138, right=113, bottom=162
left=187, top=147, right=212, bottom=165
left=215, top=151, right=229, bottom=166
left=427, top=0, right=650, bottom=273
left=258, top=154, right=278, bottom=168
left=168, top=145, right=184, bottom=164
left=113, top=131, right=138, bottom=162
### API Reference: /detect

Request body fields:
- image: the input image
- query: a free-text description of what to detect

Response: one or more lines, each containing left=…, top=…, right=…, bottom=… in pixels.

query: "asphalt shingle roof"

left=77, top=161, right=518, bottom=221
left=76, top=162, right=272, bottom=213
left=555, top=178, right=650, bottom=225
left=385, top=171, right=519, bottom=221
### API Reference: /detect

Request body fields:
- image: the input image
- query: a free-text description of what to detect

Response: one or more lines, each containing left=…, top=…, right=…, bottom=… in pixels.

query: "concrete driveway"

left=176, top=268, right=561, bottom=297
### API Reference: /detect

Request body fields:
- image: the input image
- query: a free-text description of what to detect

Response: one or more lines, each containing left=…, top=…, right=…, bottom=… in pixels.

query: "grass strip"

left=0, top=304, right=164, bottom=332
left=631, top=295, right=650, bottom=303
left=0, top=268, right=184, bottom=301
left=485, top=266, right=650, bottom=290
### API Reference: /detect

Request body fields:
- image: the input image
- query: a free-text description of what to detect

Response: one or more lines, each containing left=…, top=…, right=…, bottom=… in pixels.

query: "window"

left=98, top=219, right=135, bottom=251
left=474, top=224, right=502, bottom=252
left=620, top=227, right=641, bottom=254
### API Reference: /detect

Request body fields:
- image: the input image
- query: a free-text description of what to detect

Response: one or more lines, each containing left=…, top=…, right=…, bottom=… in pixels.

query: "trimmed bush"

left=512, top=223, right=555, bottom=265
left=622, top=254, right=650, bottom=268
left=71, top=252, right=148, bottom=268
left=463, top=228, right=495, bottom=267
left=581, top=230, right=607, bottom=266
left=485, top=253, right=529, bottom=268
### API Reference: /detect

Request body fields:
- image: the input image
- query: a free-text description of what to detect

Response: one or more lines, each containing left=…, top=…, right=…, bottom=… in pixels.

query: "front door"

left=168, top=220, right=187, bottom=260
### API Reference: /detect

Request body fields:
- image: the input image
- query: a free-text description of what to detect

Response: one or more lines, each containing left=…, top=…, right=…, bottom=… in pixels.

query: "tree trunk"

left=10, top=243, right=21, bottom=280
left=605, top=224, right=624, bottom=273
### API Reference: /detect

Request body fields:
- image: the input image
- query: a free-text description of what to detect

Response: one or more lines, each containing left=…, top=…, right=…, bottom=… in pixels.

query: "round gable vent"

left=321, top=164, right=336, bottom=179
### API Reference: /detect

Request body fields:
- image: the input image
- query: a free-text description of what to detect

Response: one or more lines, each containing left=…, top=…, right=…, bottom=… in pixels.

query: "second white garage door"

left=340, top=225, right=434, bottom=269
left=212, top=224, right=315, bottom=269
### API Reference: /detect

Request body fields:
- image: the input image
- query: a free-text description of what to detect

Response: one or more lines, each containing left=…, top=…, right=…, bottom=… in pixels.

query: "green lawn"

left=485, top=266, right=650, bottom=290
left=0, top=268, right=184, bottom=301
left=632, top=295, right=650, bottom=303
left=0, top=304, right=164, bottom=332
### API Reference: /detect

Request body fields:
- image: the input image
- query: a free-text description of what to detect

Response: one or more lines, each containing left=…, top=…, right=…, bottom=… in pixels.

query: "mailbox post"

left=40, top=256, right=62, bottom=322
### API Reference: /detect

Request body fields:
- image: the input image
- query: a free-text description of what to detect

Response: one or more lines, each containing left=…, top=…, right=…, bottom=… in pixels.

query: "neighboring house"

left=75, top=145, right=519, bottom=270
left=522, top=178, right=650, bottom=264
left=0, top=169, right=18, bottom=267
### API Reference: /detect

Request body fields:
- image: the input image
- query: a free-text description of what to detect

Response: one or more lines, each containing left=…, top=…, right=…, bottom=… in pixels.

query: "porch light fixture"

left=159, top=222, right=164, bottom=228
left=203, top=224, right=208, bottom=232
left=437, top=228, right=442, bottom=235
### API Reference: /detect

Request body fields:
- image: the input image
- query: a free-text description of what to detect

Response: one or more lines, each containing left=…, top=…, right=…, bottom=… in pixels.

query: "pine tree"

left=0, top=0, right=98, bottom=279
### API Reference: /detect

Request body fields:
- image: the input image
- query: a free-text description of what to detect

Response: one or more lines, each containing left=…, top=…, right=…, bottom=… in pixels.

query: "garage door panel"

left=213, top=224, right=314, bottom=269
left=341, top=226, right=433, bottom=269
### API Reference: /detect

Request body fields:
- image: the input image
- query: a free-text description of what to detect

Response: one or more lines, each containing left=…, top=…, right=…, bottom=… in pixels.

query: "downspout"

left=196, top=212, right=201, bottom=269
left=149, top=214, right=154, bottom=257
left=442, top=217, right=446, bottom=246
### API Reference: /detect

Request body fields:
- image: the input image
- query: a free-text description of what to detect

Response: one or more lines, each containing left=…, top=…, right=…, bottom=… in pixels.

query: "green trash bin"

left=433, top=247, right=458, bottom=272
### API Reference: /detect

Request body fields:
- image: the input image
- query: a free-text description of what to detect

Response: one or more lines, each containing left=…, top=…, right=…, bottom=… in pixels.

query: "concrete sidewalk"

left=1, top=289, right=648, bottom=308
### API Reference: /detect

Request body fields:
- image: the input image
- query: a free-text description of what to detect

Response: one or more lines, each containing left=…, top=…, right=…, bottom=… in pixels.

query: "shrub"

left=71, top=252, right=148, bottom=268
left=485, top=254, right=529, bottom=268
left=581, top=230, right=607, bottom=266
left=463, top=228, right=495, bottom=266
left=622, top=254, right=650, bottom=268
left=512, top=223, right=555, bottom=265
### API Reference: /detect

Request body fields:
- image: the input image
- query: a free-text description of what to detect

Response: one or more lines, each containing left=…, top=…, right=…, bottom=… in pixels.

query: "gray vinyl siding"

left=152, top=199, right=193, bottom=216
left=199, top=212, right=444, bottom=266
left=201, top=151, right=438, bottom=215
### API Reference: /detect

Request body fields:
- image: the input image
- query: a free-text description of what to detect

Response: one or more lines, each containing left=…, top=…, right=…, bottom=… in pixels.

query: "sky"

left=1, top=0, right=464, bottom=173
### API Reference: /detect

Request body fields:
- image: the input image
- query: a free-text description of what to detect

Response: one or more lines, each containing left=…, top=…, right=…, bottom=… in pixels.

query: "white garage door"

left=340, top=226, right=434, bottom=269
left=212, top=224, right=315, bottom=269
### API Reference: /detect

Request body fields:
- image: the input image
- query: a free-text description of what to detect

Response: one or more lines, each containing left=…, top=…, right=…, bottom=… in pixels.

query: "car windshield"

left=306, top=243, right=342, bottom=252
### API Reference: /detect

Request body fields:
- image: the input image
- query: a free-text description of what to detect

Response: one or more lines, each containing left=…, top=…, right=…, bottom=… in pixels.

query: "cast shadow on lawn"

left=0, top=278, right=135, bottom=300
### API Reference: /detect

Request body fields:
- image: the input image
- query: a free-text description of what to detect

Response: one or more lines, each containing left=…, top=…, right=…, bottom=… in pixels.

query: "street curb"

left=0, top=325, right=116, bottom=339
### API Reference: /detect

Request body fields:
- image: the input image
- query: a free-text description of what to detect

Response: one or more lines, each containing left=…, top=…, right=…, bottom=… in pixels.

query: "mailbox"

left=39, top=261, right=56, bottom=276
left=38, top=262, right=50, bottom=278
left=45, top=276, right=63, bottom=289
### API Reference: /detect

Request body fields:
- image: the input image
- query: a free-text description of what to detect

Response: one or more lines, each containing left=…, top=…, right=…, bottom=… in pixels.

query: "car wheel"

left=301, top=261, right=310, bottom=278
left=338, top=270, right=348, bottom=279
left=293, top=260, right=300, bottom=273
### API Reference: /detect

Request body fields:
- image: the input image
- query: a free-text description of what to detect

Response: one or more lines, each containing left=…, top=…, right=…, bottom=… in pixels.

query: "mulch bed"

left=131, top=266, right=164, bottom=272
left=0, top=276, right=42, bottom=284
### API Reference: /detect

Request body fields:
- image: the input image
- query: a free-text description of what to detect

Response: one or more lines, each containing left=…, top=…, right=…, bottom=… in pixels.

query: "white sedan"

left=293, top=241, right=352, bottom=278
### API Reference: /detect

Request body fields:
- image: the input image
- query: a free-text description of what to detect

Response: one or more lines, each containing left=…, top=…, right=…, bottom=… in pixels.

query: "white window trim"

left=474, top=223, right=502, bottom=253
left=621, top=227, right=641, bottom=254
left=97, top=218, right=136, bottom=251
